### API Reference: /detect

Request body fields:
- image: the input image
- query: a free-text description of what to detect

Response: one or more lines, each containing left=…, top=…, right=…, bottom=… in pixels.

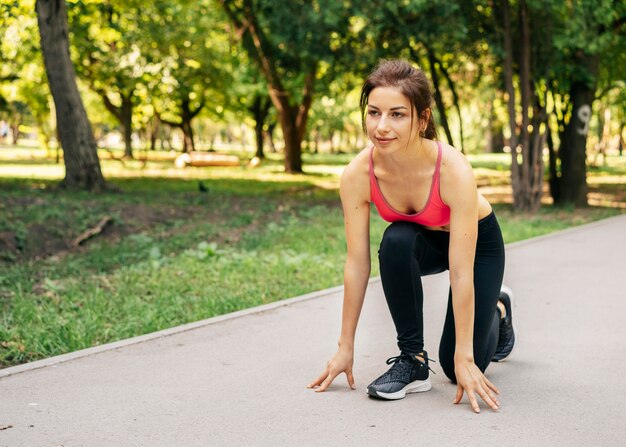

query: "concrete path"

left=1, top=214, right=625, bottom=447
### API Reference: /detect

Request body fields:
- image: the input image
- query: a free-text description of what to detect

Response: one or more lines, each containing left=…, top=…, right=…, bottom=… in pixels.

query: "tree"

left=140, top=0, right=232, bottom=153
left=306, top=70, right=363, bottom=154
left=225, top=47, right=274, bottom=160
left=467, top=0, right=625, bottom=209
left=372, top=1, right=471, bottom=152
left=1, top=1, right=53, bottom=151
left=36, top=0, right=106, bottom=191
left=68, top=0, right=151, bottom=159
left=221, top=0, right=356, bottom=173
left=494, top=0, right=549, bottom=211
left=549, top=1, right=626, bottom=206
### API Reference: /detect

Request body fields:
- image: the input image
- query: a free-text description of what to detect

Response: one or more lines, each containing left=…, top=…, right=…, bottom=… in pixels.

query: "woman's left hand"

left=453, top=360, right=500, bottom=413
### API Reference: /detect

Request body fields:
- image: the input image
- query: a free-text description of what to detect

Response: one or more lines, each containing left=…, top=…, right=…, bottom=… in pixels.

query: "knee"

left=439, top=351, right=457, bottom=383
left=379, top=222, right=423, bottom=259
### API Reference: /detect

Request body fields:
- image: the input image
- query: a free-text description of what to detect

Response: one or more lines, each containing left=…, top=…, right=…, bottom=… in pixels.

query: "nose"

left=377, top=114, right=391, bottom=134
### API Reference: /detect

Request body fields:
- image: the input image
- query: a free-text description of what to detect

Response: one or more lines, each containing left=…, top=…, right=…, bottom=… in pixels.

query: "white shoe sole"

left=367, top=378, right=432, bottom=400
left=498, top=285, right=518, bottom=361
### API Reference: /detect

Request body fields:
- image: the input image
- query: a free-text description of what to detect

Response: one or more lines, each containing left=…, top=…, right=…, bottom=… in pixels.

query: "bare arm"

left=445, top=156, right=478, bottom=363
left=337, top=169, right=371, bottom=350
left=308, top=154, right=371, bottom=391
left=441, top=151, right=500, bottom=413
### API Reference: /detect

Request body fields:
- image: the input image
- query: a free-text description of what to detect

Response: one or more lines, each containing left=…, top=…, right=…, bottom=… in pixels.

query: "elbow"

left=344, top=256, right=371, bottom=281
left=449, top=268, right=473, bottom=290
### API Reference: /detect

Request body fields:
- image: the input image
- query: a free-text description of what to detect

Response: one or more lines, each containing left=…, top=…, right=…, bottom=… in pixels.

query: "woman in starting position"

left=307, top=59, right=516, bottom=413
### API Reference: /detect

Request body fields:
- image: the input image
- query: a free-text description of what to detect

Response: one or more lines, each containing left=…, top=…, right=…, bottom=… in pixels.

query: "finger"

left=479, top=380, right=500, bottom=407
left=315, top=370, right=339, bottom=392
left=453, top=385, right=463, bottom=404
left=307, top=371, right=327, bottom=388
left=467, top=391, right=481, bottom=413
left=478, top=386, right=499, bottom=411
left=307, top=370, right=329, bottom=389
left=484, top=376, right=500, bottom=395
left=346, top=370, right=356, bottom=390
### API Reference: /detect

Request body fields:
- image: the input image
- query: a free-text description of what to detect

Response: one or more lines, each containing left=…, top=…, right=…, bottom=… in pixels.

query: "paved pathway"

left=1, top=214, right=625, bottom=446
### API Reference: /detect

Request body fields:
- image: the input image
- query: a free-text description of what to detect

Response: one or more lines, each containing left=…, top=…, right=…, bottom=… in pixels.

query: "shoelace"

left=386, top=353, right=437, bottom=375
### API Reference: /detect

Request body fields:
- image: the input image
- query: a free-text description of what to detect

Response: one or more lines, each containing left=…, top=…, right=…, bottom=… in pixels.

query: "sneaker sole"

left=367, top=378, right=432, bottom=400
left=494, top=285, right=518, bottom=362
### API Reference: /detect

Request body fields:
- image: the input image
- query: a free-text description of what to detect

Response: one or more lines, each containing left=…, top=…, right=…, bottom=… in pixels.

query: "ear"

left=420, top=109, right=431, bottom=131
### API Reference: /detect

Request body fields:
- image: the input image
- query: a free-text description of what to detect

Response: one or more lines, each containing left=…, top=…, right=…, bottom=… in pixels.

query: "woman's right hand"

left=307, top=348, right=356, bottom=392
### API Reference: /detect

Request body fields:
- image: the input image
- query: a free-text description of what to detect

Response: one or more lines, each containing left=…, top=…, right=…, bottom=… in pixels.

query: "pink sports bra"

left=369, top=142, right=451, bottom=227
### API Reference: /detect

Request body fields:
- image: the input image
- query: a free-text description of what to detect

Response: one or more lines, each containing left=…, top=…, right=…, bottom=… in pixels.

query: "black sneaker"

left=492, top=286, right=516, bottom=362
left=366, top=352, right=434, bottom=400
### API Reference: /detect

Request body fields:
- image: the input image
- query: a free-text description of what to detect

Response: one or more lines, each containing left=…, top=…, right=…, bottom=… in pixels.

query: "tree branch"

left=96, top=89, right=123, bottom=122
left=190, top=101, right=205, bottom=119
left=296, top=68, right=316, bottom=143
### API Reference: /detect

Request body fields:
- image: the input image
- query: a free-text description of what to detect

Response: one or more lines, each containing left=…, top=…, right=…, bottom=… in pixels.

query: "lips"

left=376, top=137, right=395, bottom=144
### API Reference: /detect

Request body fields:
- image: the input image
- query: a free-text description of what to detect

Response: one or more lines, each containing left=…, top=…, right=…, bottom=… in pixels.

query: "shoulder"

left=341, top=146, right=371, bottom=188
left=437, top=142, right=477, bottom=209
left=439, top=141, right=475, bottom=186
left=340, top=146, right=371, bottom=202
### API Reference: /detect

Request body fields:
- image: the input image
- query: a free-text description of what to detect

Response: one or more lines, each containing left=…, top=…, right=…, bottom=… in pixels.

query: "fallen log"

left=175, top=152, right=240, bottom=168
left=72, top=216, right=113, bottom=247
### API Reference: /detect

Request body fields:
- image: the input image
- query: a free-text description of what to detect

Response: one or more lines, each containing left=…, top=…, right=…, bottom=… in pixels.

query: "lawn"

left=1, top=145, right=624, bottom=368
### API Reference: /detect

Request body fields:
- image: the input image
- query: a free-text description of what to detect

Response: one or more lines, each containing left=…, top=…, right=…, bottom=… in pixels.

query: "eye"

left=367, top=110, right=380, bottom=116
left=392, top=112, right=405, bottom=118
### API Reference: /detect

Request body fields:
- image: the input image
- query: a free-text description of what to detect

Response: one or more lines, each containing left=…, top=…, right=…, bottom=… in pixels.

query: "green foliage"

left=136, top=0, right=233, bottom=122
left=2, top=0, right=624, bottom=174
left=0, top=0, right=51, bottom=147
left=68, top=0, right=147, bottom=97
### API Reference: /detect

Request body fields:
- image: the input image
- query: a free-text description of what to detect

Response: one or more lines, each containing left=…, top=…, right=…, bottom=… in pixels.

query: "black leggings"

left=377, top=212, right=505, bottom=382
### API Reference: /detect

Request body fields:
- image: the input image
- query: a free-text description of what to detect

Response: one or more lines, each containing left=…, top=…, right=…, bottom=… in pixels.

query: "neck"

left=377, top=137, right=433, bottom=169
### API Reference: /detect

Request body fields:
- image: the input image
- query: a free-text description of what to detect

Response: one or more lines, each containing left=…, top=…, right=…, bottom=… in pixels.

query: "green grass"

left=0, top=146, right=624, bottom=368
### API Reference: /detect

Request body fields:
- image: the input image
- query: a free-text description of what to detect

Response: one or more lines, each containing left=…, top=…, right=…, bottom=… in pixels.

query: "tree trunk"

left=501, top=0, right=545, bottom=211
left=558, top=55, right=597, bottom=206
left=221, top=1, right=311, bottom=173
left=425, top=48, right=455, bottom=148
left=267, top=69, right=313, bottom=172
left=501, top=0, right=521, bottom=204
left=436, top=58, right=465, bottom=154
left=269, top=68, right=315, bottom=173
left=10, top=119, right=20, bottom=145
left=277, top=106, right=302, bottom=172
left=180, top=98, right=196, bottom=153
left=181, top=122, right=194, bottom=153
left=265, top=121, right=277, bottom=153
left=121, top=96, right=132, bottom=158
left=36, top=0, right=106, bottom=191
left=100, top=91, right=134, bottom=158
left=159, top=97, right=202, bottom=153
left=250, top=94, right=271, bottom=159
left=546, top=122, right=560, bottom=202
left=488, top=99, right=505, bottom=153
left=517, top=0, right=531, bottom=199
left=149, top=115, right=159, bottom=151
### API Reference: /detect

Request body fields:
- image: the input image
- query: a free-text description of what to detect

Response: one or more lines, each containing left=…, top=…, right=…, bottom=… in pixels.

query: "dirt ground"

left=0, top=190, right=337, bottom=265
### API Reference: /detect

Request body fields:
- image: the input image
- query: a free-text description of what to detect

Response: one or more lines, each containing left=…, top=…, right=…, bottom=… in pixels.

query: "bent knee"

left=439, top=353, right=457, bottom=383
left=379, top=222, right=424, bottom=255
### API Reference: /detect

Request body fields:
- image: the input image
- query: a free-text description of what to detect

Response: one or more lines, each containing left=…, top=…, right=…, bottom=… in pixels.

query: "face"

left=366, top=86, right=420, bottom=152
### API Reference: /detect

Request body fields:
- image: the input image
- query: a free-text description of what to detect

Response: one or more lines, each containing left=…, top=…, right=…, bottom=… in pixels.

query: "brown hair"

left=359, top=59, right=437, bottom=140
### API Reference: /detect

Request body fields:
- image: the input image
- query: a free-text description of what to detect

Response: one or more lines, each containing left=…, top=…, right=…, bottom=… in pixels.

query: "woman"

left=307, top=60, right=516, bottom=413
